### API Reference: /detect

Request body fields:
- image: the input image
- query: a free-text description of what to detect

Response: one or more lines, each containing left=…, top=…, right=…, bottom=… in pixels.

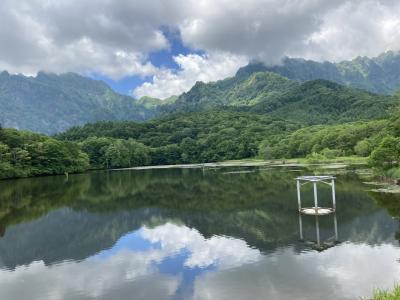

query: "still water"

left=0, top=165, right=399, bottom=300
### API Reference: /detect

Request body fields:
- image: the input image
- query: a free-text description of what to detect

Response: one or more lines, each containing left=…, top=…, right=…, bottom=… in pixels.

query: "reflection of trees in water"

left=0, top=167, right=397, bottom=269
left=369, top=191, right=400, bottom=243
left=0, top=168, right=375, bottom=228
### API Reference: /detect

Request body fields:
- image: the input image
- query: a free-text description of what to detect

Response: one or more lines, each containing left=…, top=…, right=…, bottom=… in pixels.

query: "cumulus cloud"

left=301, top=0, right=400, bottom=61
left=179, top=0, right=346, bottom=64
left=179, top=0, right=400, bottom=63
left=133, top=52, right=248, bottom=99
left=0, top=252, right=180, bottom=300
left=1, top=0, right=400, bottom=96
left=141, top=222, right=261, bottom=269
left=192, top=243, right=400, bottom=300
left=0, top=0, right=180, bottom=78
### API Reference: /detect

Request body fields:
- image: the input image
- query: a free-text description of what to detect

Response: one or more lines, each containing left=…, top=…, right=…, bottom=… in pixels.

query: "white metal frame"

left=298, top=213, right=339, bottom=251
left=296, top=175, right=336, bottom=216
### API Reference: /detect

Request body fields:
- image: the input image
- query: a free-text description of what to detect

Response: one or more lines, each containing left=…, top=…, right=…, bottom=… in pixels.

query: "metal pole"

left=299, top=213, right=303, bottom=240
left=297, top=180, right=302, bottom=212
left=333, top=213, right=338, bottom=241
left=315, top=215, right=320, bottom=246
left=313, top=181, right=318, bottom=214
left=331, top=179, right=336, bottom=211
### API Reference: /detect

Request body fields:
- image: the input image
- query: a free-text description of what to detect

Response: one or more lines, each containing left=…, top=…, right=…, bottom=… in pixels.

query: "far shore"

left=113, top=157, right=368, bottom=171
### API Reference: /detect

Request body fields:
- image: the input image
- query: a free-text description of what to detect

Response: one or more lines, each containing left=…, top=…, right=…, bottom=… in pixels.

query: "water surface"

left=0, top=166, right=399, bottom=300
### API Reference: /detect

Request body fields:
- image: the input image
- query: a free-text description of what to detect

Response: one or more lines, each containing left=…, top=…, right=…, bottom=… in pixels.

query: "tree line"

left=1, top=108, right=400, bottom=180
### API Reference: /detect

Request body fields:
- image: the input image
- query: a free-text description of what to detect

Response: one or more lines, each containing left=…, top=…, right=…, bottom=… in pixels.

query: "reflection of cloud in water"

left=141, top=223, right=261, bottom=269
left=0, top=223, right=261, bottom=300
left=192, top=243, right=400, bottom=300
left=2, top=222, right=396, bottom=300
left=0, top=251, right=179, bottom=300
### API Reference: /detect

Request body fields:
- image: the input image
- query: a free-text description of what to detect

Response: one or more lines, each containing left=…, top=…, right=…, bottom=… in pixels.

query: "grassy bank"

left=372, top=285, right=400, bottom=300
left=226, top=156, right=368, bottom=165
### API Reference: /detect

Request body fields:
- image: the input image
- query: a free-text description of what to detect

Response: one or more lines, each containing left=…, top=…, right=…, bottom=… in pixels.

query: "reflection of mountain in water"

left=0, top=167, right=398, bottom=269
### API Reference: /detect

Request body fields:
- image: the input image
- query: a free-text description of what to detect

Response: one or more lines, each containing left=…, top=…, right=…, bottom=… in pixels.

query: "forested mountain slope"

left=0, top=71, right=156, bottom=134
left=249, top=79, right=396, bottom=124
left=1, top=51, right=399, bottom=135
left=164, top=72, right=397, bottom=125
left=238, top=51, right=400, bottom=94
left=163, top=71, right=298, bottom=113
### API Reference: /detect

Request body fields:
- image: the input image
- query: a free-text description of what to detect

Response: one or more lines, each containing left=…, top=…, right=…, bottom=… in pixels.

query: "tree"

left=369, top=136, right=400, bottom=170
left=354, top=139, right=372, bottom=157
left=80, top=137, right=114, bottom=168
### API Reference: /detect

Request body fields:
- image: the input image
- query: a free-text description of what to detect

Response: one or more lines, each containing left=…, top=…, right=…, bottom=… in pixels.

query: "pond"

left=0, top=165, right=399, bottom=300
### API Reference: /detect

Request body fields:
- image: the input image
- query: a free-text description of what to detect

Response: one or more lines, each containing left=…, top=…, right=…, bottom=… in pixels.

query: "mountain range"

left=163, top=71, right=396, bottom=125
left=0, top=71, right=156, bottom=134
left=1, top=51, right=400, bottom=133
left=238, top=51, right=400, bottom=94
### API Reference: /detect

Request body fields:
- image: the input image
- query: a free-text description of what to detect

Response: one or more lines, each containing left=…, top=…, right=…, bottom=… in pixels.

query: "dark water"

left=0, top=165, right=399, bottom=300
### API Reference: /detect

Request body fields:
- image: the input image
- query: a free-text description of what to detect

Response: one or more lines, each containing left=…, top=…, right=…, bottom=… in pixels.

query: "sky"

left=0, top=0, right=400, bottom=99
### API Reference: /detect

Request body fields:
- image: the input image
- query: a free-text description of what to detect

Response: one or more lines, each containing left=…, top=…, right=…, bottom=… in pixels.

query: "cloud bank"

left=0, top=0, right=400, bottom=98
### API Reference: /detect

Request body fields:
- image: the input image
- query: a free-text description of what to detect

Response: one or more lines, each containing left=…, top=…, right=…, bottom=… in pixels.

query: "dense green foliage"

left=0, top=71, right=156, bottom=134
left=164, top=72, right=397, bottom=125
left=372, top=285, right=400, bottom=300
left=57, top=111, right=299, bottom=166
left=80, top=137, right=151, bottom=169
left=0, top=126, right=89, bottom=179
left=258, top=120, right=389, bottom=159
left=164, top=72, right=298, bottom=113
left=249, top=80, right=396, bottom=124
left=244, top=50, right=400, bottom=94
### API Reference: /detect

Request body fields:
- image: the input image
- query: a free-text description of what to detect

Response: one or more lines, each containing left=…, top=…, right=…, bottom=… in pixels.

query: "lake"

left=0, top=165, right=399, bottom=300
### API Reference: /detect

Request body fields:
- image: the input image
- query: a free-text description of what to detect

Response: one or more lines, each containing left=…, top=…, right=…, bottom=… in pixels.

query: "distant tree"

left=369, top=136, right=400, bottom=170
left=354, top=139, right=373, bottom=157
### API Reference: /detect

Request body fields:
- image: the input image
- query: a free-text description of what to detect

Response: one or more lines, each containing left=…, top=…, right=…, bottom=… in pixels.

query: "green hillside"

left=164, top=71, right=396, bottom=125
left=163, top=71, right=298, bottom=113
left=56, top=111, right=300, bottom=166
left=0, top=71, right=156, bottom=134
left=0, top=126, right=89, bottom=179
left=239, top=51, right=400, bottom=94
left=249, top=79, right=397, bottom=124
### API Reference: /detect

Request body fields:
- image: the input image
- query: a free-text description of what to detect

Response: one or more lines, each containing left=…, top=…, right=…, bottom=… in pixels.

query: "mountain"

left=238, top=51, right=400, bottom=94
left=163, top=71, right=299, bottom=113
left=0, top=71, right=156, bottom=134
left=163, top=70, right=397, bottom=125
left=136, top=95, right=177, bottom=109
left=249, top=79, right=396, bottom=124
left=1, top=51, right=400, bottom=135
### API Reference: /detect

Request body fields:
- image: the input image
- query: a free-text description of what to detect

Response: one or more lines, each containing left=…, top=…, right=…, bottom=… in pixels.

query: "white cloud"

left=179, top=0, right=347, bottom=64
left=302, top=0, right=400, bottom=61
left=192, top=243, right=400, bottom=300
left=133, top=52, right=247, bottom=99
left=1, top=0, right=400, bottom=97
left=0, top=250, right=179, bottom=300
left=141, top=222, right=261, bottom=269
left=0, top=0, right=177, bottom=78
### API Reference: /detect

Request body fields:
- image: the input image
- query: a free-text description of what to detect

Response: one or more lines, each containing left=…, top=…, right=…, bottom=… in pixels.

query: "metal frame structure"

left=296, top=175, right=336, bottom=216
left=298, top=213, right=339, bottom=251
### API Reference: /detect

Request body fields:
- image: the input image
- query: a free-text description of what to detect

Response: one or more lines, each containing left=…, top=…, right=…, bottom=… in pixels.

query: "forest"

left=1, top=106, right=400, bottom=180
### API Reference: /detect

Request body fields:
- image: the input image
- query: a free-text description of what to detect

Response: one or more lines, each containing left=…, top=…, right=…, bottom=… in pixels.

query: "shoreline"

left=111, top=158, right=363, bottom=171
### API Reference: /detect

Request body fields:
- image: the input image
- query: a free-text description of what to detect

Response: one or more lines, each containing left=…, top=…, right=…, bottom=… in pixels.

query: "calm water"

left=0, top=165, right=399, bottom=300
